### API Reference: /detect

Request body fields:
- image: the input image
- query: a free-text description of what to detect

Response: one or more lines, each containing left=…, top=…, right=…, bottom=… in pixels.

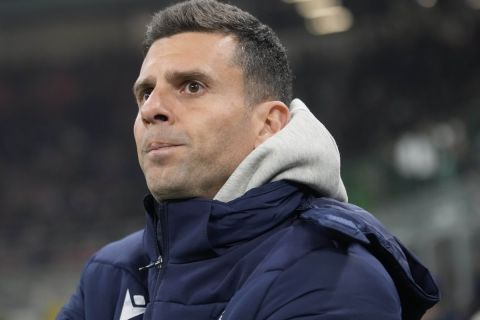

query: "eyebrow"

left=165, top=69, right=215, bottom=86
left=133, top=69, right=215, bottom=98
left=132, top=77, right=155, bottom=99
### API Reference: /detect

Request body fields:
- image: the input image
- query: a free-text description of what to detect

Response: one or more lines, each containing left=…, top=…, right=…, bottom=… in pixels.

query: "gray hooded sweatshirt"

left=215, top=98, right=348, bottom=203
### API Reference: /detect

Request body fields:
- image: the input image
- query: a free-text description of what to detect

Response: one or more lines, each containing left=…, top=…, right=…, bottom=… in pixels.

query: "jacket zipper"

left=152, top=202, right=169, bottom=293
left=139, top=202, right=168, bottom=274
left=138, top=255, right=163, bottom=271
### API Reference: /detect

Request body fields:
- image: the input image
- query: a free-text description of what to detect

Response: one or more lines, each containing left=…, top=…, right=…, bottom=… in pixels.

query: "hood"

left=214, top=98, right=348, bottom=203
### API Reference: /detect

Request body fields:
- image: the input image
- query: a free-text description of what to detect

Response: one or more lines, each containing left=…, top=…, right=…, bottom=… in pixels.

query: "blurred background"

left=0, top=0, right=479, bottom=319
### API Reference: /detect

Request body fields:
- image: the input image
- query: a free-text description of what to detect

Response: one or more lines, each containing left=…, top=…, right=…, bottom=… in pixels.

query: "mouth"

left=145, top=141, right=183, bottom=154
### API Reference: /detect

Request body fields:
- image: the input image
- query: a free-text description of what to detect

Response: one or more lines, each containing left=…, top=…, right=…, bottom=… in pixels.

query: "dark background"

left=0, top=0, right=479, bottom=319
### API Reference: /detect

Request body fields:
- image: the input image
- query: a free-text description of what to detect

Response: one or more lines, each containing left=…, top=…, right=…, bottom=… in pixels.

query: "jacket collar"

left=143, top=181, right=305, bottom=264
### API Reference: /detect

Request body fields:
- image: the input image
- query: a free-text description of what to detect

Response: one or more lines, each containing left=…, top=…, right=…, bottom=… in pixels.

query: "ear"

left=253, top=100, right=290, bottom=148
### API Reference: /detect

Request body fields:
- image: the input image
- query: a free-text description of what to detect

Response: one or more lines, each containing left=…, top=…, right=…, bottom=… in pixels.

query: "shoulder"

left=223, top=206, right=402, bottom=320
left=91, top=229, right=147, bottom=268
left=254, top=199, right=403, bottom=319
left=84, top=229, right=149, bottom=287
left=250, top=196, right=439, bottom=320
left=58, top=230, right=150, bottom=319
left=256, top=241, right=401, bottom=319
left=298, top=198, right=440, bottom=318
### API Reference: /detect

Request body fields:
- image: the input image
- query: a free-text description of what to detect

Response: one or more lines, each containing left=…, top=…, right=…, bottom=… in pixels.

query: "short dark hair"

left=143, top=0, right=293, bottom=106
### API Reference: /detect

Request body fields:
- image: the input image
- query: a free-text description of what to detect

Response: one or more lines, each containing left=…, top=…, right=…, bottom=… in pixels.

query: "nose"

left=139, top=90, right=173, bottom=125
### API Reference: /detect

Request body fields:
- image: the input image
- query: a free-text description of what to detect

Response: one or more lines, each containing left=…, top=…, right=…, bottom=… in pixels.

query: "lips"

left=145, top=141, right=182, bottom=153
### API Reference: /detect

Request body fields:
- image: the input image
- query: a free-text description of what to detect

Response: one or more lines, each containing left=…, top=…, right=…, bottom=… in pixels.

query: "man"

left=57, top=0, right=439, bottom=319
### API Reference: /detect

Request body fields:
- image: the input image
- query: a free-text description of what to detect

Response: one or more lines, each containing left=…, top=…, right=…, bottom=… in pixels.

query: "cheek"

left=133, top=114, right=142, bottom=144
left=209, top=116, right=255, bottom=154
left=133, top=115, right=144, bottom=158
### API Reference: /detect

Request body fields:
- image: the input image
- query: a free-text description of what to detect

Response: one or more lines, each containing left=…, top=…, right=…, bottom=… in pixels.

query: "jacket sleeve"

left=56, top=257, right=91, bottom=320
left=57, top=283, right=85, bottom=320
left=257, top=244, right=402, bottom=320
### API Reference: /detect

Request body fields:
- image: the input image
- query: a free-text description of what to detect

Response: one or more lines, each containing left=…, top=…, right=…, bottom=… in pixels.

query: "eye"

left=183, top=81, right=204, bottom=94
left=143, top=91, right=151, bottom=101
left=138, top=88, right=153, bottom=104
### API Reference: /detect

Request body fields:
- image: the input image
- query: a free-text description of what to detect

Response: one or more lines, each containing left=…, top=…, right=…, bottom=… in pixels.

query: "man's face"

left=133, top=32, right=260, bottom=200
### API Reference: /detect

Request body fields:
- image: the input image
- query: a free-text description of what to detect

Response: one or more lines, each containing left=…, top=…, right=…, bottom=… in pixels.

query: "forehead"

left=140, top=32, right=239, bottom=74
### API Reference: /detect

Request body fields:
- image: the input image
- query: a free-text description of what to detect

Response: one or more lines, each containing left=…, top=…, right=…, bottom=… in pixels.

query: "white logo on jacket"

left=119, top=289, right=146, bottom=320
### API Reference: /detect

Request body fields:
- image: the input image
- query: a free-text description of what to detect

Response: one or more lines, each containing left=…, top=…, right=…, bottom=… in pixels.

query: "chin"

left=147, top=181, right=189, bottom=201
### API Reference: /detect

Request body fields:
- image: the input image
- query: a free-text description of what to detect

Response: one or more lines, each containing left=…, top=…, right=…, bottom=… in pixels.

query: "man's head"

left=133, top=0, right=292, bottom=201
left=143, top=0, right=292, bottom=107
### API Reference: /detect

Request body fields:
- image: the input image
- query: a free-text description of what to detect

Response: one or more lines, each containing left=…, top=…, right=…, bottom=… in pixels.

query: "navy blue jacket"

left=58, top=181, right=439, bottom=319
